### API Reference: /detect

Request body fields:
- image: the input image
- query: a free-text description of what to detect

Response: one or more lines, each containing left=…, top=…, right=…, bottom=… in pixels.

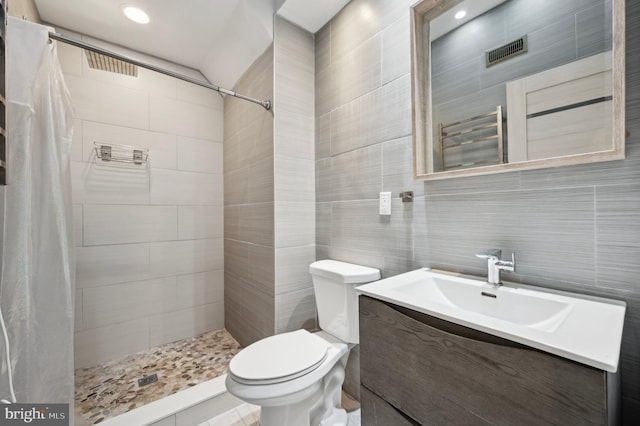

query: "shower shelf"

left=94, top=142, right=148, bottom=165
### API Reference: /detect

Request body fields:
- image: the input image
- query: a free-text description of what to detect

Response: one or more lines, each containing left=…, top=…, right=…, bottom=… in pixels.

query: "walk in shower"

left=1, top=16, right=271, bottom=425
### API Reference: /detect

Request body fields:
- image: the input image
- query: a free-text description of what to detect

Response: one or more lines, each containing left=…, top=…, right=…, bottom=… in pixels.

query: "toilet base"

left=319, top=407, right=347, bottom=426
left=258, top=353, right=349, bottom=426
left=259, top=381, right=320, bottom=425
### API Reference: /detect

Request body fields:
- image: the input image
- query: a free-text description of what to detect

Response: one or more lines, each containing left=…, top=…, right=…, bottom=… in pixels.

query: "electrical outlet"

left=379, top=192, right=391, bottom=215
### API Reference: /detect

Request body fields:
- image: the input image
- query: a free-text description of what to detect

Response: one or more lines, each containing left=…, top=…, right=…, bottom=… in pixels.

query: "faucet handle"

left=498, top=252, right=516, bottom=271
left=475, top=249, right=502, bottom=260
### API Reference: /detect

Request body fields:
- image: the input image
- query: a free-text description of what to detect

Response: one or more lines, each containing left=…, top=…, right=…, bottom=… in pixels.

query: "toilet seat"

left=229, top=329, right=329, bottom=385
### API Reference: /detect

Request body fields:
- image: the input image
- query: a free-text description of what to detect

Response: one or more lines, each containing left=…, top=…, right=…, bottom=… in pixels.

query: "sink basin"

left=394, top=276, right=572, bottom=332
left=356, top=268, right=626, bottom=372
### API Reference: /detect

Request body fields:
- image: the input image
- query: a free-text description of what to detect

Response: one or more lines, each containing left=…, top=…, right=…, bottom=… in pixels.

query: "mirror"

left=411, top=0, right=625, bottom=180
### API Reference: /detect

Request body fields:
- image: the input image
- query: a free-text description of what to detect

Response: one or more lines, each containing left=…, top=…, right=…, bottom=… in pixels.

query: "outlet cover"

left=379, top=192, right=391, bottom=215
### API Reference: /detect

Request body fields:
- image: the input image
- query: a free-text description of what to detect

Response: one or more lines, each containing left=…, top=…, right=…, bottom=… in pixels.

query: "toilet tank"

left=309, top=260, right=380, bottom=344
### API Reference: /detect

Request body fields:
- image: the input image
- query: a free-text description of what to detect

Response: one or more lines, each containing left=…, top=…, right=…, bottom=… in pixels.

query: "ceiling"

left=34, top=0, right=349, bottom=90
left=430, top=0, right=506, bottom=40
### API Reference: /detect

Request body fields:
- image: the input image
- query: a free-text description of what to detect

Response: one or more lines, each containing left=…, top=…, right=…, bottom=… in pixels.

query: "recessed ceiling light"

left=360, top=4, right=374, bottom=20
left=123, top=6, right=150, bottom=24
left=455, top=10, right=467, bottom=20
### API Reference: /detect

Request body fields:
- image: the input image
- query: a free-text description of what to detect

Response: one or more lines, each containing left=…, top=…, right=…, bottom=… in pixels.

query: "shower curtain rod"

left=48, top=32, right=272, bottom=111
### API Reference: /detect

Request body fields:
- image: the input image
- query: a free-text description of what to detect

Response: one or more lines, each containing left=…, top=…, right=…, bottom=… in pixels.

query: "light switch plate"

left=379, top=192, right=391, bottom=215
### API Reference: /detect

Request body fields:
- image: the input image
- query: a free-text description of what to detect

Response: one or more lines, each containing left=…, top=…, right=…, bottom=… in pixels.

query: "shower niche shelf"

left=94, top=142, right=148, bottom=166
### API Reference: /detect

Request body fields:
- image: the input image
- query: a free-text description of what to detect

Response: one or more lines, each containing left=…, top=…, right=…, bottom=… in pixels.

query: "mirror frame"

left=410, top=0, right=626, bottom=181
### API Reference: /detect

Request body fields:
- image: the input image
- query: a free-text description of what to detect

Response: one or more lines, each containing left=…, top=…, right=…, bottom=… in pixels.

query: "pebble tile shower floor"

left=74, top=329, right=241, bottom=424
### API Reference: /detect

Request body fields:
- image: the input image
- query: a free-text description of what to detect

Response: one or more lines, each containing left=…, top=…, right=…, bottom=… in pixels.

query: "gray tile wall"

left=273, top=17, right=317, bottom=334
left=224, top=18, right=316, bottom=345
left=315, top=0, right=416, bottom=276
left=224, top=46, right=275, bottom=347
left=315, top=0, right=416, bottom=401
left=315, top=0, right=640, bottom=421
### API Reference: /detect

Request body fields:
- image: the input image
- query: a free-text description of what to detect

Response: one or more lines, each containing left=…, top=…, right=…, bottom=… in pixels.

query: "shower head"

left=85, top=50, right=138, bottom=76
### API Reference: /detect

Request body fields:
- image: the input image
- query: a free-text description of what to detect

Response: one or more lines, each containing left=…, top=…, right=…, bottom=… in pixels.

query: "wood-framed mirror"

left=411, top=0, right=625, bottom=180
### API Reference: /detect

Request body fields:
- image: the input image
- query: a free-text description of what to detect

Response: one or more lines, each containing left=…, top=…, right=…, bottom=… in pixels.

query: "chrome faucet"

left=475, top=249, right=515, bottom=285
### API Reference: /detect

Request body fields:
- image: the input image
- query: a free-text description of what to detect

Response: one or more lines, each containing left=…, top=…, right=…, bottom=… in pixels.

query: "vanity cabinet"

left=359, top=296, right=618, bottom=425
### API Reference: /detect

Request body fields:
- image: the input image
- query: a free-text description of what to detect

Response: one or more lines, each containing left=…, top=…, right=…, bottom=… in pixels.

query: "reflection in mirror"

left=411, top=0, right=625, bottom=180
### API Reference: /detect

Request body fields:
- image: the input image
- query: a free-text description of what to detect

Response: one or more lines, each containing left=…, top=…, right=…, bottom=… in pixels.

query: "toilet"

left=225, top=259, right=380, bottom=426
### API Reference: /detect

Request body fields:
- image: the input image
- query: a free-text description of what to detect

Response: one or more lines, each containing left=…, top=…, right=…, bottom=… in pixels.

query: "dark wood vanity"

left=359, top=296, right=619, bottom=425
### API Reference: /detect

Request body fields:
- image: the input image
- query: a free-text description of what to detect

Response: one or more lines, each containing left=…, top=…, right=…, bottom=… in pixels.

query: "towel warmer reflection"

left=438, top=105, right=504, bottom=171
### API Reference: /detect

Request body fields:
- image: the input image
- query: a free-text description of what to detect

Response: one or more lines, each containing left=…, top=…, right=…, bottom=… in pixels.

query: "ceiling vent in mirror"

left=485, top=35, right=528, bottom=67
left=85, top=50, right=138, bottom=77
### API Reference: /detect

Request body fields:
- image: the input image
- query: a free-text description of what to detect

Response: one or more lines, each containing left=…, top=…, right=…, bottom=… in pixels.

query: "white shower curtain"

left=0, top=17, right=75, bottom=409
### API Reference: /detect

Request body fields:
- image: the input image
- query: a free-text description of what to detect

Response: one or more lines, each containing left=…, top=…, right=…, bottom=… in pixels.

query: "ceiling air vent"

left=485, top=35, right=528, bottom=67
left=85, top=50, right=138, bottom=77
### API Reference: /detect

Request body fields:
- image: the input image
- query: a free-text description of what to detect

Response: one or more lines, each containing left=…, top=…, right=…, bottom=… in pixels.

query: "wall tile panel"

left=274, top=156, right=315, bottom=203
left=331, top=145, right=382, bottom=201
left=381, top=16, right=411, bottom=84
left=248, top=156, right=275, bottom=204
left=150, top=169, right=223, bottom=206
left=238, top=202, right=274, bottom=247
left=76, top=243, right=150, bottom=288
left=65, top=75, right=149, bottom=129
left=330, top=34, right=382, bottom=112
left=149, top=238, right=223, bottom=278
left=423, top=188, right=596, bottom=285
left=275, top=288, right=317, bottom=334
left=175, top=270, right=224, bottom=310
left=71, top=161, right=151, bottom=205
left=177, top=137, right=223, bottom=174
left=315, top=23, right=331, bottom=74
left=596, top=184, right=640, bottom=292
left=149, top=302, right=224, bottom=347
left=82, top=276, right=177, bottom=329
left=274, top=18, right=315, bottom=116
left=178, top=206, right=224, bottom=240
left=74, top=318, right=149, bottom=369
left=150, top=96, right=223, bottom=141
left=83, top=204, right=177, bottom=246
left=274, top=201, right=315, bottom=248
left=275, top=245, right=316, bottom=294
left=275, top=112, right=315, bottom=160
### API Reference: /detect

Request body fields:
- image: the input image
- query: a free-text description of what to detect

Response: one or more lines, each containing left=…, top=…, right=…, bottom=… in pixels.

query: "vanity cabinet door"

left=361, top=386, right=418, bottom=426
left=359, top=296, right=608, bottom=425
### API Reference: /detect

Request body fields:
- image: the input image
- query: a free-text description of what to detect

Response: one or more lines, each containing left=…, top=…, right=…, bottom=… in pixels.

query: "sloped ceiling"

left=34, top=0, right=348, bottom=90
left=35, top=0, right=273, bottom=89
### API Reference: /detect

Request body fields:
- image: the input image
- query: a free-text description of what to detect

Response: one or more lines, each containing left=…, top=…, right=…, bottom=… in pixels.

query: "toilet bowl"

left=225, top=260, right=380, bottom=426
left=226, top=330, right=350, bottom=425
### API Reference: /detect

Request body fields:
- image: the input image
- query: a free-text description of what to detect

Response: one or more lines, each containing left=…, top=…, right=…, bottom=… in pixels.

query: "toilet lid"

left=229, top=329, right=329, bottom=385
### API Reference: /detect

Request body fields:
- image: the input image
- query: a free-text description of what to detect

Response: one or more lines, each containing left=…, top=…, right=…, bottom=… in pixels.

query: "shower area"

left=1, top=16, right=259, bottom=426
left=56, top=30, right=254, bottom=425
left=1, top=4, right=317, bottom=423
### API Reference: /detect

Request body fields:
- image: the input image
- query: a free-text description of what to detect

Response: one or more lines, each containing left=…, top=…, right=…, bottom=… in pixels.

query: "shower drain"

left=138, top=373, right=158, bottom=387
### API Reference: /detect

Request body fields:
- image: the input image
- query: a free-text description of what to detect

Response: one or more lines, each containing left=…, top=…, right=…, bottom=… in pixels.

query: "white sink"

left=356, top=268, right=626, bottom=372
left=395, top=277, right=572, bottom=332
